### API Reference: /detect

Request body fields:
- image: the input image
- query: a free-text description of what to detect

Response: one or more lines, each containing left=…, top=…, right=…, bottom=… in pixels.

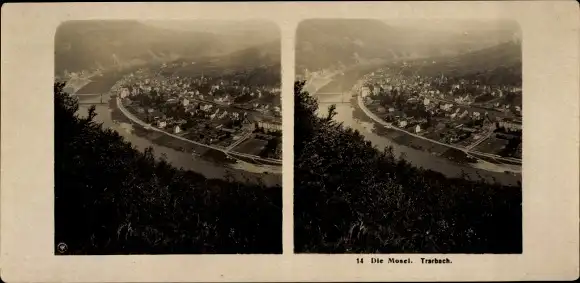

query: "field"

left=473, top=135, right=510, bottom=156
left=390, top=132, right=451, bottom=154
left=422, top=130, right=442, bottom=140
left=454, top=135, right=479, bottom=147
left=232, top=138, right=269, bottom=156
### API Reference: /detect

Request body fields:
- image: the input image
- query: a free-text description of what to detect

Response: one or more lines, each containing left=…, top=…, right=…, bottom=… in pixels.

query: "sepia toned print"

left=1, top=2, right=579, bottom=281
left=54, top=20, right=282, bottom=255
left=294, top=19, right=522, bottom=253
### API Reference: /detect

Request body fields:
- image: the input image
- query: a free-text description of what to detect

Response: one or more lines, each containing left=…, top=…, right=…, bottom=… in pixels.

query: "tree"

left=293, top=80, right=522, bottom=254
left=54, top=81, right=282, bottom=255
left=294, top=81, right=319, bottom=156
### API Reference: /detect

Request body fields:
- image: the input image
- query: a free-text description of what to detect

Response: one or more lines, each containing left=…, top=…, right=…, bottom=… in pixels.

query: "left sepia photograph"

left=54, top=20, right=282, bottom=255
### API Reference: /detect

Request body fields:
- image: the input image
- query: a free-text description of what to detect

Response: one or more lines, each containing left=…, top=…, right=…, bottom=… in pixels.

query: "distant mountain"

left=55, top=20, right=280, bottom=76
left=167, top=39, right=280, bottom=72
left=142, top=20, right=280, bottom=48
left=296, top=19, right=521, bottom=74
left=296, top=19, right=399, bottom=72
left=163, top=40, right=281, bottom=87
left=424, top=41, right=522, bottom=86
left=216, top=40, right=281, bottom=68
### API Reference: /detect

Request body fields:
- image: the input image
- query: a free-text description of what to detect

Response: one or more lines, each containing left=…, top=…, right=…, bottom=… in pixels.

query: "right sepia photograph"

left=294, top=19, right=522, bottom=254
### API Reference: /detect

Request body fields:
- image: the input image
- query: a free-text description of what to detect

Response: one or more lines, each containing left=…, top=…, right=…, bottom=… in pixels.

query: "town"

left=358, top=60, right=522, bottom=161
left=112, top=63, right=282, bottom=161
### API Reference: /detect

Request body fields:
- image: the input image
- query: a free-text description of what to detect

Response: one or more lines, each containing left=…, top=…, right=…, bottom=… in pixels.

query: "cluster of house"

left=154, top=117, right=185, bottom=134
left=128, top=93, right=251, bottom=128
left=120, top=68, right=281, bottom=118
left=396, top=119, right=428, bottom=134
left=359, top=70, right=523, bottom=143
left=115, top=68, right=284, bottom=146
left=131, top=101, right=252, bottom=146
left=363, top=67, right=522, bottom=114
left=365, top=88, right=487, bottom=123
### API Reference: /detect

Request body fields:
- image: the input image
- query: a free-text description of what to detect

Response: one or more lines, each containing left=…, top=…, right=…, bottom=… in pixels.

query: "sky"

left=382, top=19, right=521, bottom=35
left=140, top=19, right=518, bottom=38
left=140, top=19, right=280, bottom=35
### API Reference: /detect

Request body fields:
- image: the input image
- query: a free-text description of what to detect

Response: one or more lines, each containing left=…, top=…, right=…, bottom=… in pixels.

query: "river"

left=73, top=73, right=281, bottom=187
left=310, top=67, right=521, bottom=186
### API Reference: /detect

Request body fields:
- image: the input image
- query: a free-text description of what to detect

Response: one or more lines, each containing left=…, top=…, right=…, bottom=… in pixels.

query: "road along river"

left=116, top=97, right=282, bottom=167
left=309, top=66, right=521, bottom=186
left=73, top=72, right=281, bottom=187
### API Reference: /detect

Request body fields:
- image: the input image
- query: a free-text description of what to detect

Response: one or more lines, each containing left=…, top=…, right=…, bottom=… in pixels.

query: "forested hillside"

left=55, top=20, right=279, bottom=75
left=296, top=19, right=399, bottom=72
left=54, top=82, right=282, bottom=254
left=413, top=41, right=522, bottom=86
left=293, top=81, right=522, bottom=253
left=295, top=19, right=521, bottom=74
left=169, top=40, right=281, bottom=87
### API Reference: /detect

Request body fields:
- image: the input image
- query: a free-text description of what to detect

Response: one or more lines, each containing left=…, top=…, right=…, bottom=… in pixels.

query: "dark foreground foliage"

left=54, top=82, right=282, bottom=254
left=293, top=81, right=522, bottom=253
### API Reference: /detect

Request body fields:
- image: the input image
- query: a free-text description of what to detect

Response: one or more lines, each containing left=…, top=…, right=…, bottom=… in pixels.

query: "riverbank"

left=116, top=96, right=282, bottom=171
left=356, top=91, right=522, bottom=174
left=309, top=65, right=521, bottom=186
left=104, top=97, right=282, bottom=186
left=72, top=70, right=281, bottom=186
